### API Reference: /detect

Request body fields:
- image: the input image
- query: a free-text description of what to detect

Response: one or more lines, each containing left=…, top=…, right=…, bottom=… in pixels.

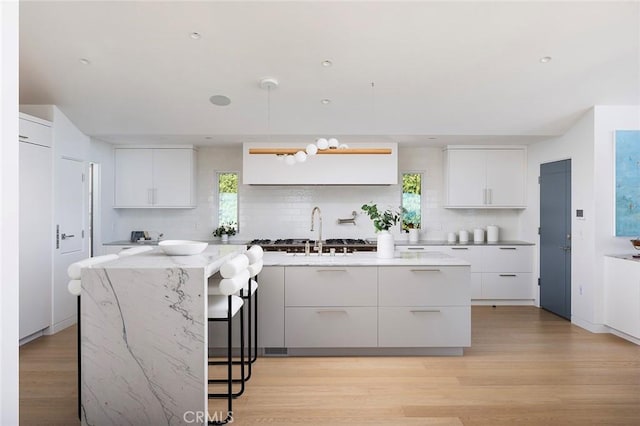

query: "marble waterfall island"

left=80, top=245, right=244, bottom=426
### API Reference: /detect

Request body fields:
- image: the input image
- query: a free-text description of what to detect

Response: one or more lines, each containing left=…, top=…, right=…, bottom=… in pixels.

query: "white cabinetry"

left=444, top=146, right=526, bottom=208
left=604, top=256, right=640, bottom=341
left=378, top=267, right=470, bottom=347
left=243, top=142, right=397, bottom=185
left=258, top=267, right=286, bottom=348
left=284, top=267, right=378, bottom=348
left=396, top=244, right=534, bottom=302
left=19, top=115, right=53, bottom=340
left=481, top=246, right=533, bottom=300
left=114, top=147, right=196, bottom=208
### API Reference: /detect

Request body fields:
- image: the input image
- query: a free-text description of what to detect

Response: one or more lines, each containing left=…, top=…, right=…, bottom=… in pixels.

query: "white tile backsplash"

left=111, top=146, right=523, bottom=242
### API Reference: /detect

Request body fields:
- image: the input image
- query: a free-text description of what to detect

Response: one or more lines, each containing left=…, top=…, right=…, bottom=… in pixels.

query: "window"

left=402, top=172, right=422, bottom=231
left=217, top=172, right=238, bottom=230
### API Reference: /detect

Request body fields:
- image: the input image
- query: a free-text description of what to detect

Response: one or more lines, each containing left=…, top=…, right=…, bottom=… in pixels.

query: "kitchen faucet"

left=310, top=206, right=323, bottom=253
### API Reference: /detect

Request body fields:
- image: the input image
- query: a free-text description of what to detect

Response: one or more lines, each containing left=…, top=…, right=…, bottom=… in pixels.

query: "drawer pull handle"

left=407, top=247, right=425, bottom=250
left=316, top=310, right=347, bottom=314
left=317, top=269, right=347, bottom=272
left=410, top=269, right=441, bottom=273
left=18, top=135, right=29, bottom=139
left=499, top=274, right=517, bottom=277
left=451, top=247, right=469, bottom=250
left=499, top=247, right=517, bottom=250
left=410, top=309, right=441, bottom=313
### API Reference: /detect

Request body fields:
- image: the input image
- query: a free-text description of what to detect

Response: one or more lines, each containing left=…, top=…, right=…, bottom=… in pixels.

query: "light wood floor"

left=20, top=307, right=640, bottom=425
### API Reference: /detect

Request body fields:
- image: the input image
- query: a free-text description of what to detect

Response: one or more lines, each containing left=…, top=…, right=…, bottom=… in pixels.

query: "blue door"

left=539, top=160, right=571, bottom=319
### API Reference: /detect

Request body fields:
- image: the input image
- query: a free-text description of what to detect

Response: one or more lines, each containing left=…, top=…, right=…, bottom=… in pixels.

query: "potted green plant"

left=213, top=223, right=237, bottom=242
left=361, top=203, right=405, bottom=258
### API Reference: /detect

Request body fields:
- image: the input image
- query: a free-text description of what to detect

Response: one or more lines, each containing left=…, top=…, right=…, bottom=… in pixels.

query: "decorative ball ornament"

left=338, top=144, right=349, bottom=149
left=294, top=151, right=307, bottom=163
left=306, top=143, right=318, bottom=155
left=276, top=154, right=285, bottom=161
left=316, top=138, right=329, bottom=150
left=328, top=138, right=339, bottom=149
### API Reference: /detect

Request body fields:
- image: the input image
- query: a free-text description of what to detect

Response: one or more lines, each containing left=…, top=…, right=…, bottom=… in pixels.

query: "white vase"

left=221, top=234, right=229, bottom=243
left=376, top=230, right=395, bottom=259
left=408, top=228, right=419, bottom=243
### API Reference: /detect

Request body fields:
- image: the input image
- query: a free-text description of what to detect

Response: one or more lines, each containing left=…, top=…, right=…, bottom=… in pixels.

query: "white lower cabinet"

left=378, top=307, right=470, bottom=347
left=285, top=307, right=378, bottom=348
left=378, top=266, right=470, bottom=348
left=481, top=273, right=532, bottom=299
left=604, top=257, right=640, bottom=340
left=285, top=266, right=377, bottom=306
left=258, top=267, right=285, bottom=348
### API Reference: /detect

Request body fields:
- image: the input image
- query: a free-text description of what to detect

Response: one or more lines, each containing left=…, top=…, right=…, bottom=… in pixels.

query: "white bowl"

left=158, top=240, right=208, bottom=256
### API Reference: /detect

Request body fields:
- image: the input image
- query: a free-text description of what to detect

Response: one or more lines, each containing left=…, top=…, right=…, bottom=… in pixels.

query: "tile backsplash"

left=111, top=146, right=523, bottom=242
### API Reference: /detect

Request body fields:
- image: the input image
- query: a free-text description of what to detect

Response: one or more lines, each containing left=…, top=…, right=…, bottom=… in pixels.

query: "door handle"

left=559, top=246, right=571, bottom=251
left=61, top=233, right=75, bottom=240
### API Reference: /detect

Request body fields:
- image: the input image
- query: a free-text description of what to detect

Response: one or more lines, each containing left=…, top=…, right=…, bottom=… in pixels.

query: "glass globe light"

left=338, top=144, right=349, bottom=149
left=284, top=155, right=296, bottom=165
left=294, top=151, right=307, bottom=163
left=328, top=138, right=339, bottom=148
left=316, top=138, right=329, bottom=150
left=306, top=143, right=318, bottom=156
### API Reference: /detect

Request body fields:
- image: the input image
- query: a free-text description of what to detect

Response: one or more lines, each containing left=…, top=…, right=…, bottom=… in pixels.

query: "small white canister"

left=473, top=228, right=485, bottom=243
left=458, top=230, right=469, bottom=243
left=487, top=225, right=499, bottom=243
left=447, top=232, right=457, bottom=243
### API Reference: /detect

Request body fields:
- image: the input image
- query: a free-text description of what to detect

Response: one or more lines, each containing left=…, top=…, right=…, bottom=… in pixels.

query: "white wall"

left=0, top=0, right=20, bottom=423
left=89, top=138, right=117, bottom=251
left=112, top=146, right=524, bottom=242
left=522, top=105, right=640, bottom=331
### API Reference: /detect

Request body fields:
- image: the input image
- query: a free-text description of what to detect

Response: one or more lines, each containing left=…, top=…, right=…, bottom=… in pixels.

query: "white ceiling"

left=19, top=1, right=640, bottom=147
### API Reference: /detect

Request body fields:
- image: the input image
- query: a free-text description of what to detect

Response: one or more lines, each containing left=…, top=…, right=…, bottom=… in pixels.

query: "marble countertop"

left=103, top=239, right=249, bottom=246
left=605, top=254, right=640, bottom=262
left=394, top=240, right=534, bottom=246
left=94, top=244, right=246, bottom=277
left=263, top=250, right=470, bottom=267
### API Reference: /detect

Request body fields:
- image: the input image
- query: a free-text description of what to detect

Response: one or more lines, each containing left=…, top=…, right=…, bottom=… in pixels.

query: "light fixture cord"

left=267, top=84, right=271, bottom=143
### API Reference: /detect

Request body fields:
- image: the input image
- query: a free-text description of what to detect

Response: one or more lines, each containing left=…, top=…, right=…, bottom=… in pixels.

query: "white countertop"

left=263, top=250, right=471, bottom=266
left=95, top=244, right=246, bottom=277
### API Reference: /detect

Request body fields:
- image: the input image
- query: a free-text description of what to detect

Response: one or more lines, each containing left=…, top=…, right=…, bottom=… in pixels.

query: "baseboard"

left=45, top=316, right=76, bottom=335
left=605, top=327, right=640, bottom=345
left=571, top=316, right=609, bottom=334
left=19, top=330, right=44, bottom=345
left=472, top=300, right=535, bottom=306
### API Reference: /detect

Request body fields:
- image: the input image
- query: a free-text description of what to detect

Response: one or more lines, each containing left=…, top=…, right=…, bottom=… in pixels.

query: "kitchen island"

left=80, top=244, right=244, bottom=426
left=255, top=251, right=472, bottom=357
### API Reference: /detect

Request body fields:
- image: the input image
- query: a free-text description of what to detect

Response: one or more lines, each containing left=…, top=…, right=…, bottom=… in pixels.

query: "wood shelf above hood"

left=249, top=147, right=392, bottom=155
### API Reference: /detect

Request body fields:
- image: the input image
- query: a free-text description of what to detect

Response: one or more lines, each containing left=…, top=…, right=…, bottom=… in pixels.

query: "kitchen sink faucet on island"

left=310, top=206, right=322, bottom=254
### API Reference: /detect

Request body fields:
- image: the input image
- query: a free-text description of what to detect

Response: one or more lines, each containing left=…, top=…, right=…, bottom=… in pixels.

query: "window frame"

left=216, top=170, right=239, bottom=232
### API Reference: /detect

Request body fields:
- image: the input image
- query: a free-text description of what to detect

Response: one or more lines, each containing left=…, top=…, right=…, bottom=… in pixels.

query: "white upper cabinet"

left=114, top=146, right=197, bottom=208
left=243, top=142, right=398, bottom=185
left=444, top=146, right=527, bottom=208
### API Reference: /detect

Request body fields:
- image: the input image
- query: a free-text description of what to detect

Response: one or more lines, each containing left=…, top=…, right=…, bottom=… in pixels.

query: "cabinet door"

left=378, top=266, right=470, bottom=306
left=152, top=149, right=194, bottom=207
left=19, top=142, right=52, bottom=339
left=378, top=307, right=470, bottom=347
left=258, top=267, right=286, bottom=347
left=114, top=149, right=153, bottom=207
left=285, top=267, right=377, bottom=307
left=446, top=149, right=486, bottom=207
left=285, top=307, right=378, bottom=347
left=19, top=117, right=52, bottom=147
left=486, top=149, right=526, bottom=207
left=481, top=273, right=532, bottom=299
left=482, top=246, right=533, bottom=272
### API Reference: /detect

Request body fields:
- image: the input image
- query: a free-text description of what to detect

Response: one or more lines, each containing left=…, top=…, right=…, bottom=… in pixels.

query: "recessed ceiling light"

left=428, top=137, right=437, bottom=140
left=321, top=99, right=331, bottom=105
left=321, top=60, right=333, bottom=67
left=190, top=32, right=202, bottom=40
left=540, top=56, right=552, bottom=63
left=205, top=136, right=212, bottom=140
left=79, top=58, right=90, bottom=65
left=209, top=95, right=231, bottom=106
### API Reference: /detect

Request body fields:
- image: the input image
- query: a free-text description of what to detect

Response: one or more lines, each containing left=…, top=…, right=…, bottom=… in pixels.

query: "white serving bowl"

left=158, top=240, right=208, bottom=256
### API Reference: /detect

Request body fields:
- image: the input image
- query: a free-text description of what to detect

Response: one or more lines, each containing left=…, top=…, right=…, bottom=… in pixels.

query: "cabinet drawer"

left=482, top=246, right=532, bottom=272
left=285, top=266, right=377, bottom=306
left=378, top=266, right=470, bottom=306
left=19, top=117, right=52, bottom=148
left=285, top=307, right=378, bottom=347
left=378, top=307, right=470, bottom=347
left=482, top=273, right=533, bottom=299
left=471, top=273, right=482, bottom=299
left=396, top=246, right=443, bottom=253
left=444, top=246, right=483, bottom=273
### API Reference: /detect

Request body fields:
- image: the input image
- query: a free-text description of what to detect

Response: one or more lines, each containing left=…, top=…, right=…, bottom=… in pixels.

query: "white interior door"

left=58, top=158, right=84, bottom=254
